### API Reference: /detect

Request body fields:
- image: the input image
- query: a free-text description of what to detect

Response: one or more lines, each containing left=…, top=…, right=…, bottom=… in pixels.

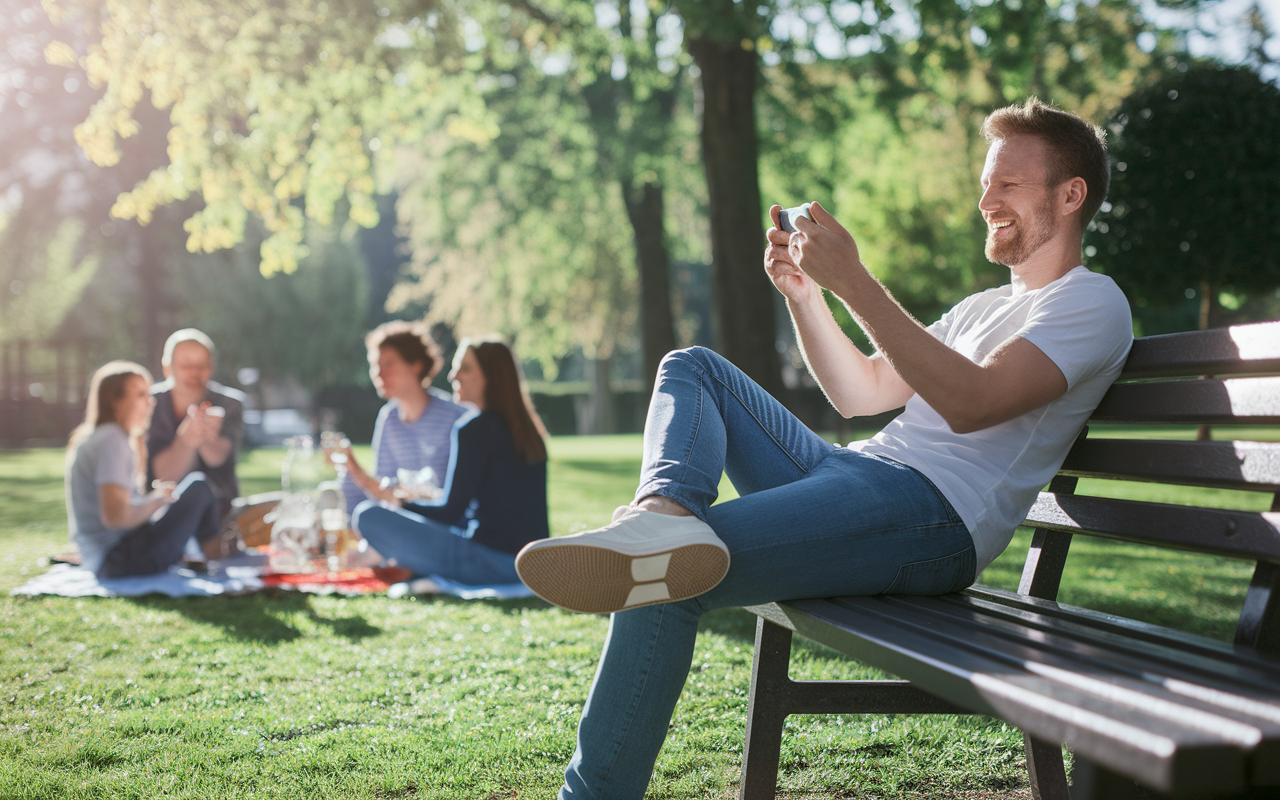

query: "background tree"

left=1090, top=62, right=1280, bottom=331
left=47, top=0, right=487, bottom=275
left=388, top=0, right=703, bottom=403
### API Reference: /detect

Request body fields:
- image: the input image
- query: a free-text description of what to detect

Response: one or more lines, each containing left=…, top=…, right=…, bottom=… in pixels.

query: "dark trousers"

left=98, top=473, right=221, bottom=578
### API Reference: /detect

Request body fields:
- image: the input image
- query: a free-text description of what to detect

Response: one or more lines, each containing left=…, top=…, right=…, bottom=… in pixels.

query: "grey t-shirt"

left=147, top=379, right=245, bottom=505
left=66, top=423, right=140, bottom=574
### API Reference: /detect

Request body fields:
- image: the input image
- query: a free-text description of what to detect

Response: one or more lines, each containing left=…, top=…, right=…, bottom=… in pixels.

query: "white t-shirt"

left=66, top=423, right=140, bottom=574
left=853, top=266, right=1133, bottom=572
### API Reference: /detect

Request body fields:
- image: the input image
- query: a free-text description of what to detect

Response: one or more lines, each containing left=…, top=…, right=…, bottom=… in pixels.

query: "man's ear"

left=1059, top=176, right=1087, bottom=217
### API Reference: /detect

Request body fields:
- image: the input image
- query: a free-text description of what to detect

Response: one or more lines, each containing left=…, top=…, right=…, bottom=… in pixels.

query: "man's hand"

left=785, top=201, right=872, bottom=299
left=176, top=402, right=223, bottom=448
left=146, top=480, right=178, bottom=505
left=764, top=205, right=821, bottom=305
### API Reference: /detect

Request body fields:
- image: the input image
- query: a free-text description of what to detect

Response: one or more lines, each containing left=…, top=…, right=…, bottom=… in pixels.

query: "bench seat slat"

left=963, top=587, right=1280, bottom=682
left=1025, top=493, right=1280, bottom=563
left=856, top=595, right=1280, bottom=786
left=777, top=597, right=1249, bottom=794
left=853, top=597, right=1280, bottom=762
left=1119, top=321, right=1280, bottom=380
left=1058, top=439, right=1280, bottom=491
left=1092, top=377, right=1280, bottom=425
left=906, top=595, right=1280, bottom=720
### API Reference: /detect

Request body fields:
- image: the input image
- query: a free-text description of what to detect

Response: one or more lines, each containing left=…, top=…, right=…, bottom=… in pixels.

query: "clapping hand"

left=177, top=402, right=224, bottom=448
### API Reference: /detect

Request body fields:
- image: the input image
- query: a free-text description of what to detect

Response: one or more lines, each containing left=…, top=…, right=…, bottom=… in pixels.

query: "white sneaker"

left=515, top=506, right=730, bottom=614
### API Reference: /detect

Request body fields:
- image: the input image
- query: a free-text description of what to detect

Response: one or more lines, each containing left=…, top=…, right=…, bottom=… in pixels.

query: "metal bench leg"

left=739, top=617, right=791, bottom=800
left=1024, top=733, right=1069, bottom=800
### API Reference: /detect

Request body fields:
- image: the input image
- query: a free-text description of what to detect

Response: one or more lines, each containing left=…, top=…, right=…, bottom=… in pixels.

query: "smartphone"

left=779, top=203, right=813, bottom=233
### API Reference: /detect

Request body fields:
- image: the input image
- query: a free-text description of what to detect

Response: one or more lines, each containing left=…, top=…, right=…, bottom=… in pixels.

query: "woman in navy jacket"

left=350, top=337, right=549, bottom=585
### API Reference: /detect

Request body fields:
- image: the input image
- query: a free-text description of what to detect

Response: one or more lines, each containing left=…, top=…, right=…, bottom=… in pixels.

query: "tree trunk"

left=1197, top=280, right=1215, bottom=441
left=576, top=355, right=616, bottom=435
left=134, top=224, right=169, bottom=374
left=621, top=178, right=678, bottom=394
left=1199, top=280, right=1213, bottom=331
left=686, top=36, right=782, bottom=398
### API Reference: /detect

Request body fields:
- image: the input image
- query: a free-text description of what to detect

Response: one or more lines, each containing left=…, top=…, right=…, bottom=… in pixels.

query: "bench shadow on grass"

left=125, top=592, right=383, bottom=644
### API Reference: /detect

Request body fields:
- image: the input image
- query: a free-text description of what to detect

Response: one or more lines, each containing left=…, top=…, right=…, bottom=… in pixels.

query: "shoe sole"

left=516, top=541, right=729, bottom=614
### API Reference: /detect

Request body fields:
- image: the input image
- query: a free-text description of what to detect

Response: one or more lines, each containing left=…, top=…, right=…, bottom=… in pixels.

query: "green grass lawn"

left=0, top=431, right=1261, bottom=799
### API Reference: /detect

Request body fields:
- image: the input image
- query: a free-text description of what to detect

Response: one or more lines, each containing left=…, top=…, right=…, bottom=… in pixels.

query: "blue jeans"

left=561, top=347, right=975, bottom=799
left=352, top=501, right=520, bottom=585
left=99, top=473, right=220, bottom=579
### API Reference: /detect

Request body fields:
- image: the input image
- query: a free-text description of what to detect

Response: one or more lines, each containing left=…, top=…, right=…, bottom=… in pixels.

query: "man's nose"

left=978, top=186, right=998, bottom=213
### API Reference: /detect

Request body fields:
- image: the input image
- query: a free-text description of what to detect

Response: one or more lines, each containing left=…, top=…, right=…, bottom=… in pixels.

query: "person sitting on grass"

left=512, top=98, right=1134, bottom=799
left=148, top=328, right=245, bottom=521
left=67, top=361, right=222, bottom=578
left=347, top=337, right=549, bottom=588
left=335, top=321, right=467, bottom=514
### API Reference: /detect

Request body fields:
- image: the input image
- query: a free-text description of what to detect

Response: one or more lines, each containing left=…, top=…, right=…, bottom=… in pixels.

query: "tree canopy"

left=1090, top=62, right=1280, bottom=329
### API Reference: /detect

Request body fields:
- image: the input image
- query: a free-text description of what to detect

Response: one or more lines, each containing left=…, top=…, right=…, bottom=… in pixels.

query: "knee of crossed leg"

left=659, top=346, right=723, bottom=377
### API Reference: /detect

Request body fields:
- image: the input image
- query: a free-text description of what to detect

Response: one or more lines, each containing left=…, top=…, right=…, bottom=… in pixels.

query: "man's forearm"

left=197, top=436, right=233, bottom=469
left=833, top=272, right=1006, bottom=432
left=788, top=293, right=902, bottom=418
left=151, top=441, right=197, bottom=482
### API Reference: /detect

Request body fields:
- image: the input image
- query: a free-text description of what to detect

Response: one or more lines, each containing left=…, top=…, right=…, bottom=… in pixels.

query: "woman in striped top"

left=336, top=321, right=467, bottom=513
left=350, top=337, right=549, bottom=586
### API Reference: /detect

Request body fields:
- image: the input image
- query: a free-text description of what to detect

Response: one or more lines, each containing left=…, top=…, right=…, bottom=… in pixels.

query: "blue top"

left=404, top=410, right=549, bottom=555
left=341, top=388, right=467, bottom=513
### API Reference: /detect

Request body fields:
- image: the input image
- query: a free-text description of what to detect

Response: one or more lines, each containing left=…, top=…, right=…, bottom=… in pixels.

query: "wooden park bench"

left=740, top=321, right=1280, bottom=799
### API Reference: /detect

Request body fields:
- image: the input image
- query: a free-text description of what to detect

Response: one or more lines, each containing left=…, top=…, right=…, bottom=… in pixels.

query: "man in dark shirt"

left=148, top=329, right=246, bottom=518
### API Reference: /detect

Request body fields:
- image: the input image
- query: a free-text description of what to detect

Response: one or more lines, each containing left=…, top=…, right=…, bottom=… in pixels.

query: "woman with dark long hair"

left=350, top=337, right=549, bottom=585
left=66, top=361, right=222, bottom=577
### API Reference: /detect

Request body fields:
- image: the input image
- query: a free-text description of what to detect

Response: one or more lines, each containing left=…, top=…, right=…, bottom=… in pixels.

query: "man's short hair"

left=365, top=321, right=442, bottom=386
left=983, top=97, right=1110, bottom=227
left=161, top=328, right=216, bottom=367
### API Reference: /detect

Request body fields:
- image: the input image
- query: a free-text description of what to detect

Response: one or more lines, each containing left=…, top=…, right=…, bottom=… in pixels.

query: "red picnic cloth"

left=259, top=566, right=412, bottom=594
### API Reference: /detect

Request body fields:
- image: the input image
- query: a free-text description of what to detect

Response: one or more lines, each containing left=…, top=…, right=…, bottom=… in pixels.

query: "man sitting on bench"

left=514, top=98, right=1135, bottom=799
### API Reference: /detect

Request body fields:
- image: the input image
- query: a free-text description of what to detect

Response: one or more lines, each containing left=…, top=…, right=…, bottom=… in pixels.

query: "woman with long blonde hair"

left=67, top=361, right=221, bottom=577
left=350, top=337, right=549, bottom=585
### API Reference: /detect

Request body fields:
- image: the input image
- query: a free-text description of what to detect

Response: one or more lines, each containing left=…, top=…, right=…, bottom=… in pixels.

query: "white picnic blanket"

left=9, top=554, right=270, bottom=597
left=10, top=555, right=536, bottom=601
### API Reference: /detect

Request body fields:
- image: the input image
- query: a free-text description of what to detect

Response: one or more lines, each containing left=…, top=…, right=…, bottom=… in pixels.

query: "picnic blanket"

left=10, top=553, right=537, bottom=600
left=9, top=557, right=268, bottom=598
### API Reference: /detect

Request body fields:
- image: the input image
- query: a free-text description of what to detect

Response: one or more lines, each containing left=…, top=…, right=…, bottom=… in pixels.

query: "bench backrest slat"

left=1091, top=377, right=1280, bottom=425
left=1118, top=321, right=1280, bottom=379
left=1026, top=493, right=1280, bottom=564
left=1058, top=439, right=1280, bottom=491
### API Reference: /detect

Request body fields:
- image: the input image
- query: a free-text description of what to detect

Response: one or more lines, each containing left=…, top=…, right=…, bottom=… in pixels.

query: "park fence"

left=1, top=338, right=101, bottom=447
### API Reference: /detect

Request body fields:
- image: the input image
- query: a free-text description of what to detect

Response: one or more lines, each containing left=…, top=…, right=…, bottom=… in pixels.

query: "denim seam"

left=671, top=369, right=707, bottom=503
left=882, top=456, right=965, bottom=527
left=705, top=368, right=814, bottom=476
left=887, top=545, right=977, bottom=594
left=636, top=367, right=711, bottom=520
left=725, top=516, right=970, bottom=562
left=593, top=604, right=666, bottom=791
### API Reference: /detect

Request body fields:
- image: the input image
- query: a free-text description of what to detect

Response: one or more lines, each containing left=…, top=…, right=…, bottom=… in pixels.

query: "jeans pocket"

left=884, top=545, right=976, bottom=595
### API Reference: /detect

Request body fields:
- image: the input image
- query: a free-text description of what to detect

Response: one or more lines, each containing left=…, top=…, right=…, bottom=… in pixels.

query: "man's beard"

left=985, top=196, right=1057, bottom=266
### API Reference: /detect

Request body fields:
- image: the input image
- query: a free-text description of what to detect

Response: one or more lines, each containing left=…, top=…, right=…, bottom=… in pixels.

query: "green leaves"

left=55, top=0, right=486, bottom=273
left=1090, top=62, right=1280, bottom=325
